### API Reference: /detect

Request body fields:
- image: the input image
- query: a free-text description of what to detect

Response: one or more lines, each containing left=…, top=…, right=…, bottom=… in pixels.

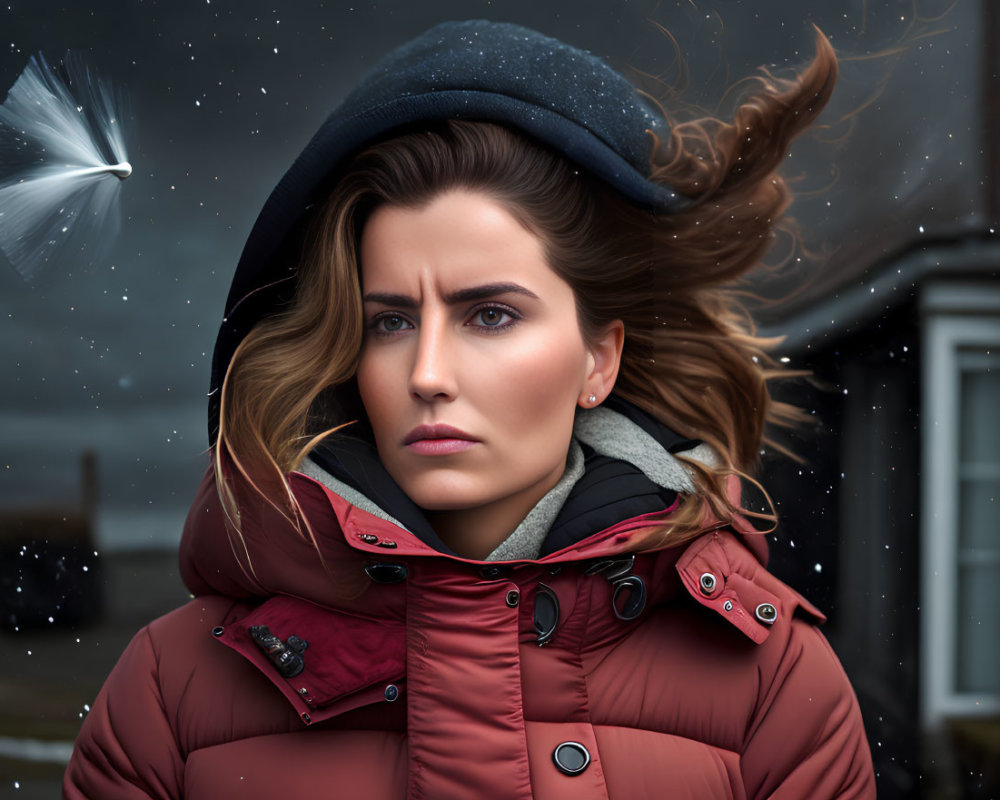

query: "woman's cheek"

left=357, top=351, right=403, bottom=432
left=494, top=338, right=584, bottom=421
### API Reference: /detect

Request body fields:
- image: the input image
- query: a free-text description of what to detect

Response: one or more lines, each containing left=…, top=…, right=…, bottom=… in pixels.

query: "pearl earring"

left=587, top=394, right=597, bottom=404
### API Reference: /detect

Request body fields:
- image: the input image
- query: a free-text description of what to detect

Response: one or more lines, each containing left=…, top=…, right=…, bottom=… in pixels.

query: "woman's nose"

left=408, top=321, right=457, bottom=401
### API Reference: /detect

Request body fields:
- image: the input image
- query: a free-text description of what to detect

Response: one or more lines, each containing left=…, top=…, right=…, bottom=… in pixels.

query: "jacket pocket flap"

left=215, top=595, right=405, bottom=721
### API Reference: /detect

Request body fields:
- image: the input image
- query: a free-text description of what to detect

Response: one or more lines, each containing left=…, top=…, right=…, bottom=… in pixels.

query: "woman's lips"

left=406, top=438, right=479, bottom=455
left=403, top=424, right=480, bottom=455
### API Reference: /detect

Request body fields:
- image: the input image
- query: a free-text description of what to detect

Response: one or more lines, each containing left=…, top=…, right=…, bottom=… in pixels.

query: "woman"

left=65, top=20, right=876, bottom=799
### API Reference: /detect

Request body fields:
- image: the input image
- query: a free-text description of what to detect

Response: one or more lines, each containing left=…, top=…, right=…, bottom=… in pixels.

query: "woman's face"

left=356, top=190, right=617, bottom=555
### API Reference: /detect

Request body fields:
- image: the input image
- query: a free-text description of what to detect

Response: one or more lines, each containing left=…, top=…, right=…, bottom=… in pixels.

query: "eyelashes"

left=369, top=312, right=413, bottom=335
left=367, top=303, right=522, bottom=337
left=469, top=304, right=518, bottom=331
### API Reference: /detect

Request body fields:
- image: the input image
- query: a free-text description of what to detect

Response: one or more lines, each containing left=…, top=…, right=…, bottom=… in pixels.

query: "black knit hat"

left=209, top=20, right=684, bottom=442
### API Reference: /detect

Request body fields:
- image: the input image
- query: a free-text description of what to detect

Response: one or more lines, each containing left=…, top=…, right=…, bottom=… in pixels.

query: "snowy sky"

left=0, top=0, right=984, bottom=548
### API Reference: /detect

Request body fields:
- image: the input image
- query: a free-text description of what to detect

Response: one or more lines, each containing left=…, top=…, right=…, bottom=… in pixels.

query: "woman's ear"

left=579, top=320, right=624, bottom=407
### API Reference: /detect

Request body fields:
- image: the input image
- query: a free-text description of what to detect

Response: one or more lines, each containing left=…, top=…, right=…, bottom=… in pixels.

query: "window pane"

left=956, top=348, right=1000, bottom=694
left=956, top=563, right=1000, bottom=692
left=959, top=479, right=1000, bottom=551
left=959, top=357, right=1000, bottom=464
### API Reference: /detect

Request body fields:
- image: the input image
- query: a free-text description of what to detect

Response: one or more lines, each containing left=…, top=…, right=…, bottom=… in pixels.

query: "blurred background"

left=0, top=0, right=996, bottom=796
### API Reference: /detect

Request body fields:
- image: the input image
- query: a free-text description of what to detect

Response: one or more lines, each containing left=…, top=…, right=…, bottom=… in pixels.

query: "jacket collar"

left=182, top=439, right=822, bottom=726
left=180, top=394, right=768, bottom=606
left=205, top=498, right=822, bottom=728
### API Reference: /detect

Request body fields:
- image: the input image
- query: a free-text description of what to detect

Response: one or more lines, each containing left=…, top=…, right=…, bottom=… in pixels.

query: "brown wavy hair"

left=216, top=30, right=837, bottom=551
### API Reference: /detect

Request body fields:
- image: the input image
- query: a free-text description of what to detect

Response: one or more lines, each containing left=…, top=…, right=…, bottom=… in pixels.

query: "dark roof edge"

left=759, top=236, right=1000, bottom=353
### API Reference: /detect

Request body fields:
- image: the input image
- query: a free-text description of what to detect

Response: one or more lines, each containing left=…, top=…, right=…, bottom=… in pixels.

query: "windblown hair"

left=217, top=31, right=837, bottom=550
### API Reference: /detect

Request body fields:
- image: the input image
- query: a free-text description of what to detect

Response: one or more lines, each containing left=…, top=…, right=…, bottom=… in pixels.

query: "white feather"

left=0, top=52, right=131, bottom=281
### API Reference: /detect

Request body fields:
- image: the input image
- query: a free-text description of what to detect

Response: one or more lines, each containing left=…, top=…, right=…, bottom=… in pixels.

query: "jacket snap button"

left=480, top=566, right=501, bottom=579
left=755, top=602, right=778, bottom=624
left=505, top=589, right=520, bottom=608
left=699, top=572, right=717, bottom=595
left=384, top=684, right=399, bottom=702
left=358, top=533, right=379, bottom=544
left=723, top=600, right=734, bottom=612
left=376, top=540, right=398, bottom=549
left=211, top=626, right=225, bottom=637
left=552, top=741, right=590, bottom=776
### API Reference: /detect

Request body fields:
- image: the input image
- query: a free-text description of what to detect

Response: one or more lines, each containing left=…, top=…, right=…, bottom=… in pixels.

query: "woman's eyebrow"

left=362, top=291, right=418, bottom=308
left=363, top=282, right=539, bottom=307
left=444, top=282, right=539, bottom=303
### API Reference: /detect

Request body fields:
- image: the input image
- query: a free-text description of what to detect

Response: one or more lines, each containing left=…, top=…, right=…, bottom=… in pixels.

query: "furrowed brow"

left=442, top=283, right=539, bottom=304
left=363, top=283, right=539, bottom=308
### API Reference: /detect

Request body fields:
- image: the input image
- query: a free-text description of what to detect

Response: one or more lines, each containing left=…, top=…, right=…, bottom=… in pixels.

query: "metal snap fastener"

left=505, top=589, right=520, bottom=608
left=755, top=602, right=778, bottom=624
left=376, top=540, right=398, bottom=549
left=384, top=684, right=399, bottom=702
left=552, top=741, right=591, bottom=776
left=723, top=600, right=734, bottom=612
left=479, top=566, right=501, bottom=579
left=699, top=572, right=717, bottom=595
left=358, top=533, right=379, bottom=544
left=211, top=625, right=225, bottom=637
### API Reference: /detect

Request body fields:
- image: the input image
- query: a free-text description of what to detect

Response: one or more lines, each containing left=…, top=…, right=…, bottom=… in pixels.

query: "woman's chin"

left=413, top=492, right=489, bottom=513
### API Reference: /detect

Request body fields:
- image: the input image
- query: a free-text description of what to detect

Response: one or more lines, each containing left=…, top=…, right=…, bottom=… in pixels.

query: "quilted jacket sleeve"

left=741, top=618, right=876, bottom=799
left=63, top=624, right=184, bottom=799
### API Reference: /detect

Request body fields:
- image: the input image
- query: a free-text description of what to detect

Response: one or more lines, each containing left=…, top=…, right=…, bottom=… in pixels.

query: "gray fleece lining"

left=573, top=407, right=716, bottom=494
left=299, top=406, right=713, bottom=560
left=484, top=439, right=585, bottom=561
left=298, top=457, right=413, bottom=532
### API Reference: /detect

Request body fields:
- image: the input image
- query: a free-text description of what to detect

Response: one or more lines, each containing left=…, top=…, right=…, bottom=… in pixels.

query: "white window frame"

left=920, top=282, right=1000, bottom=728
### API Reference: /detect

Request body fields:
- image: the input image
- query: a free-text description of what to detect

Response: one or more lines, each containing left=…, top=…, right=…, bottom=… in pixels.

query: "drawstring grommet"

left=586, top=554, right=647, bottom=621
left=533, top=583, right=560, bottom=645
left=364, top=563, right=408, bottom=584
left=755, top=602, right=778, bottom=624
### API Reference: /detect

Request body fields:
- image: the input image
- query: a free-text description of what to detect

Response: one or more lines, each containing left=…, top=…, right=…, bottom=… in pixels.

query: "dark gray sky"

left=0, top=0, right=985, bottom=548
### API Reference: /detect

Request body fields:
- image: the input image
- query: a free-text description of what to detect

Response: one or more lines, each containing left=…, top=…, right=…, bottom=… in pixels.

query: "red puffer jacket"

left=64, top=464, right=875, bottom=799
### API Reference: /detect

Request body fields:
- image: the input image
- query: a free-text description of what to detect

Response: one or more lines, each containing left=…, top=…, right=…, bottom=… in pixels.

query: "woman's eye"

left=472, top=306, right=515, bottom=328
left=373, top=313, right=411, bottom=333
